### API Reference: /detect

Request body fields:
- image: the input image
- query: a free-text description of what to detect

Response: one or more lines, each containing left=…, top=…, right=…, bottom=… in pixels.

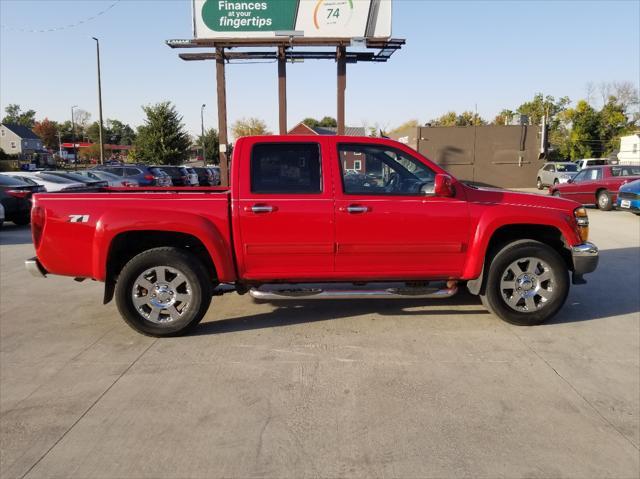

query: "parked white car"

left=2, top=171, right=85, bottom=192
left=576, top=158, right=608, bottom=170
left=536, top=162, right=579, bottom=189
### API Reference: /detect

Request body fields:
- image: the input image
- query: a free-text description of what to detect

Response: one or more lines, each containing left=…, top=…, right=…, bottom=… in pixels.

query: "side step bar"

left=249, top=282, right=458, bottom=301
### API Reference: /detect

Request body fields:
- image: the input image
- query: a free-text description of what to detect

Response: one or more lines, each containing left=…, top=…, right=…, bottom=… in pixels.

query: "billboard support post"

left=337, top=46, right=346, bottom=136
left=215, top=47, right=229, bottom=186
left=277, top=46, right=287, bottom=135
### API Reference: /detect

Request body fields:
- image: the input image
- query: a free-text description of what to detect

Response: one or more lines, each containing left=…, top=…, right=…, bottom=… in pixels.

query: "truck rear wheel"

left=480, top=240, right=569, bottom=326
left=115, top=247, right=212, bottom=336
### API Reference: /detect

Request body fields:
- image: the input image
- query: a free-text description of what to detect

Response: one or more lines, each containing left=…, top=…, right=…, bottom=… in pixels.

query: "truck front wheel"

left=480, top=240, right=569, bottom=326
left=115, top=247, right=212, bottom=336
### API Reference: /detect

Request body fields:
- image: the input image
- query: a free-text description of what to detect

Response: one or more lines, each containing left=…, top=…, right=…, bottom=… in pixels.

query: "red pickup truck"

left=550, top=164, right=640, bottom=210
left=26, top=136, right=599, bottom=336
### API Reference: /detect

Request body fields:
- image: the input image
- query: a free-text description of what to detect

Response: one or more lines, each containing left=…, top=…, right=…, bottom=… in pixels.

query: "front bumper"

left=25, top=257, right=47, bottom=278
left=572, top=242, right=599, bottom=277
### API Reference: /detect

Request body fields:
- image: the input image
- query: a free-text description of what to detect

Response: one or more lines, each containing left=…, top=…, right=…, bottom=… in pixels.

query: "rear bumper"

left=572, top=242, right=599, bottom=275
left=25, top=257, right=47, bottom=278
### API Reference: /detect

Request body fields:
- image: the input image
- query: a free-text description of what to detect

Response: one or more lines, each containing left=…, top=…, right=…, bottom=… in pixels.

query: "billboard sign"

left=193, top=0, right=392, bottom=39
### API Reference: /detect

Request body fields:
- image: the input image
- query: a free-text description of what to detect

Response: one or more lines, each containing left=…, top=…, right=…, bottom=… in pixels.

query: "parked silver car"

left=536, top=162, right=579, bottom=189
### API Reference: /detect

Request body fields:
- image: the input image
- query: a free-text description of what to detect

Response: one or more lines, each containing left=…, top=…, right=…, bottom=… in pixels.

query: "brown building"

left=288, top=122, right=367, bottom=173
left=389, top=124, right=546, bottom=188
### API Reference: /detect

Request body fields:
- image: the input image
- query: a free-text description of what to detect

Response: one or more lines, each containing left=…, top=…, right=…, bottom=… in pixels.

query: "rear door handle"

left=246, top=204, right=274, bottom=214
left=342, top=205, right=369, bottom=214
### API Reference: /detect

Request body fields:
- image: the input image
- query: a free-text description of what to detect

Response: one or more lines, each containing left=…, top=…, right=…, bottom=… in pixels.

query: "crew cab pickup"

left=26, top=136, right=599, bottom=336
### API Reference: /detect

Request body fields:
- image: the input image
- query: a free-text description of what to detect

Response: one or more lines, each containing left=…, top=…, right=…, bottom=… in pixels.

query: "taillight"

left=144, top=174, right=154, bottom=181
left=7, top=189, right=30, bottom=199
left=31, top=205, right=45, bottom=248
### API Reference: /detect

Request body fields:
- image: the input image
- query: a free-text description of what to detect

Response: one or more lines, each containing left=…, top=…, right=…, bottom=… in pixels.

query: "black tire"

left=553, top=178, right=559, bottom=185
left=12, top=214, right=30, bottom=226
left=479, top=240, right=569, bottom=326
left=597, top=190, right=613, bottom=211
left=115, top=247, right=212, bottom=337
left=552, top=190, right=561, bottom=197
left=536, top=178, right=543, bottom=190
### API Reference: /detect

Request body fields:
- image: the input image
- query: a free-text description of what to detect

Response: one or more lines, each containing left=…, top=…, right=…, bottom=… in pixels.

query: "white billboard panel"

left=193, top=0, right=392, bottom=40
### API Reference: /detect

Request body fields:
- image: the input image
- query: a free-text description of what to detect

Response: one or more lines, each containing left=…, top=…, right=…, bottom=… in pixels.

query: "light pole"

left=92, top=37, right=105, bottom=165
left=71, top=105, right=78, bottom=169
left=200, top=104, right=206, bottom=165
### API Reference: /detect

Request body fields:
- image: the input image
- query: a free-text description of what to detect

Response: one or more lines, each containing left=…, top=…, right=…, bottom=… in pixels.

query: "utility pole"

left=201, top=104, right=207, bottom=165
left=92, top=37, right=105, bottom=165
left=71, top=105, right=78, bottom=169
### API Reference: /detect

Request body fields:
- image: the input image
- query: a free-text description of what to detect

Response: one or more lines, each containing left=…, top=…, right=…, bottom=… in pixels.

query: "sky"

left=1, top=0, right=639, bottom=138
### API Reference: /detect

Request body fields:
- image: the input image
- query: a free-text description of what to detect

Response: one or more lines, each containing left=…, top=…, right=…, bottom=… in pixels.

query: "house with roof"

left=0, top=123, right=48, bottom=163
left=288, top=122, right=367, bottom=173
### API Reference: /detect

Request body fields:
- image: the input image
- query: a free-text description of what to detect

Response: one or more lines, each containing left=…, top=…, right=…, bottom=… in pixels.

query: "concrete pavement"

left=1, top=208, right=638, bottom=478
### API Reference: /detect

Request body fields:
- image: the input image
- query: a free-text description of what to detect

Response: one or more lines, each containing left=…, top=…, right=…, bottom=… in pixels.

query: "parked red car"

left=550, top=165, right=640, bottom=210
left=26, top=136, right=599, bottom=336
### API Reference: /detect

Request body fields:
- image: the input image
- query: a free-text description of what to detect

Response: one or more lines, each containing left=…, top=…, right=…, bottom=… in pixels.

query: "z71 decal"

left=68, top=215, right=90, bottom=223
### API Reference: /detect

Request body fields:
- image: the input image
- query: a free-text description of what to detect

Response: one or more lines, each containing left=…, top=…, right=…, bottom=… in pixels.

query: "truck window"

left=250, top=143, right=322, bottom=194
left=338, top=144, right=435, bottom=195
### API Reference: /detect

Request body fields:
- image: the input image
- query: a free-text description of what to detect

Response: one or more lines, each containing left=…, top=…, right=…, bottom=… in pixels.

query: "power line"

left=1, top=1, right=121, bottom=33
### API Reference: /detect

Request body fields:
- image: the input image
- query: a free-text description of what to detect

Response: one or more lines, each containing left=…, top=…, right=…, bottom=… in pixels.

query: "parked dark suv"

left=94, top=165, right=171, bottom=186
left=153, top=166, right=193, bottom=186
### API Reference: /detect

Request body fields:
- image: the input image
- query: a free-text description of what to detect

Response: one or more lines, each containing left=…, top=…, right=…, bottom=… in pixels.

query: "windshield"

left=557, top=164, right=578, bottom=172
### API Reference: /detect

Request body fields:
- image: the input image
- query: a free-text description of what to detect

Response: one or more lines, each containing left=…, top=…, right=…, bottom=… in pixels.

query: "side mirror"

left=434, top=173, right=455, bottom=197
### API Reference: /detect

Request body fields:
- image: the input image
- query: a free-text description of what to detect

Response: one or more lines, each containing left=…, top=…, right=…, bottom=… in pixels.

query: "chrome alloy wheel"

left=500, top=257, right=555, bottom=312
left=131, top=266, right=192, bottom=324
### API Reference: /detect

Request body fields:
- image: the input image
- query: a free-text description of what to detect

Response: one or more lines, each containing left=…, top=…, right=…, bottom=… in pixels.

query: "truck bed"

left=32, top=188, right=234, bottom=282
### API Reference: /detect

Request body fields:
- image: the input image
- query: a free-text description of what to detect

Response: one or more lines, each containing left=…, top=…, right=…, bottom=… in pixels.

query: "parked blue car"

left=616, top=178, right=640, bottom=215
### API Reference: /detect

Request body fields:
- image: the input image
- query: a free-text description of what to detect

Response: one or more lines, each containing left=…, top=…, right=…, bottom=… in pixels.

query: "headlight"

left=574, top=207, right=589, bottom=242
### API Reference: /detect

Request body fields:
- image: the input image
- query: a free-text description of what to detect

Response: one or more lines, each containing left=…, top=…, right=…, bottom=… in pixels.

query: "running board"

left=249, top=282, right=458, bottom=301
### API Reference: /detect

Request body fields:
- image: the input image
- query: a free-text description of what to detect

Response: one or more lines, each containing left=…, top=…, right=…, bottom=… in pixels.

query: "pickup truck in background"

left=26, top=136, right=599, bottom=337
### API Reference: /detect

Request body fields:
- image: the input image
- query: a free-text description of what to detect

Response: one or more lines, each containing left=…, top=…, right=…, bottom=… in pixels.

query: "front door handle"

left=342, top=205, right=369, bottom=214
left=246, top=204, right=274, bottom=214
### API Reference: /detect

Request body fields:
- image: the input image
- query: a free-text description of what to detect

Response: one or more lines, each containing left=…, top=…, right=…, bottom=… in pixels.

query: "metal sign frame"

left=166, top=36, right=405, bottom=185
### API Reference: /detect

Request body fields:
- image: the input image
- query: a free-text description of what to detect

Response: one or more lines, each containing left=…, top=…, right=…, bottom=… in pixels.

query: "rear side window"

left=251, top=143, right=321, bottom=194
left=124, top=167, right=141, bottom=176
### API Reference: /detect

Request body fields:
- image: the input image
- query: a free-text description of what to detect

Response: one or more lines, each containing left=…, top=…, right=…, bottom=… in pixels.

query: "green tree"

left=318, top=116, right=337, bottom=127
left=231, top=117, right=271, bottom=139
left=86, top=121, right=106, bottom=144
left=431, top=111, right=458, bottom=126
left=516, top=93, right=570, bottom=127
left=32, top=118, right=60, bottom=150
left=388, top=119, right=419, bottom=135
left=134, top=102, right=191, bottom=165
left=492, top=109, right=515, bottom=125
left=2, top=104, right=36, bottom=128
left=301, top=117, right=320, bottom=128
left=196, top=127, right=220, bottom=163
left=106, top=119, right=136, bottom=145
left=559, top=100, right=601, bottom=159
left=456, top=111, right=487, bottom=126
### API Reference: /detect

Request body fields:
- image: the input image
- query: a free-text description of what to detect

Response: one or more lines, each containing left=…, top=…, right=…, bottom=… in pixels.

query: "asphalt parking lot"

left=1, top=207, right=638, bottom=479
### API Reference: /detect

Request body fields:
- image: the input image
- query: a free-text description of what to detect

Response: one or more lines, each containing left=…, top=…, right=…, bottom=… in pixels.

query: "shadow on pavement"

left=549, top=247, right=640, bottom=324
left=0, top=224, right=33, bottom=245
left=193, top=290, right=488, bottom=336
left=194, top=247, right=639, bottom=335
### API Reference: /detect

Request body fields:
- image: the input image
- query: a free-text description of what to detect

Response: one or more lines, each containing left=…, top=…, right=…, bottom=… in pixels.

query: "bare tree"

left=599, top=82, right=612, bottom=105
left=585, top=82, right=596, bottom=105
